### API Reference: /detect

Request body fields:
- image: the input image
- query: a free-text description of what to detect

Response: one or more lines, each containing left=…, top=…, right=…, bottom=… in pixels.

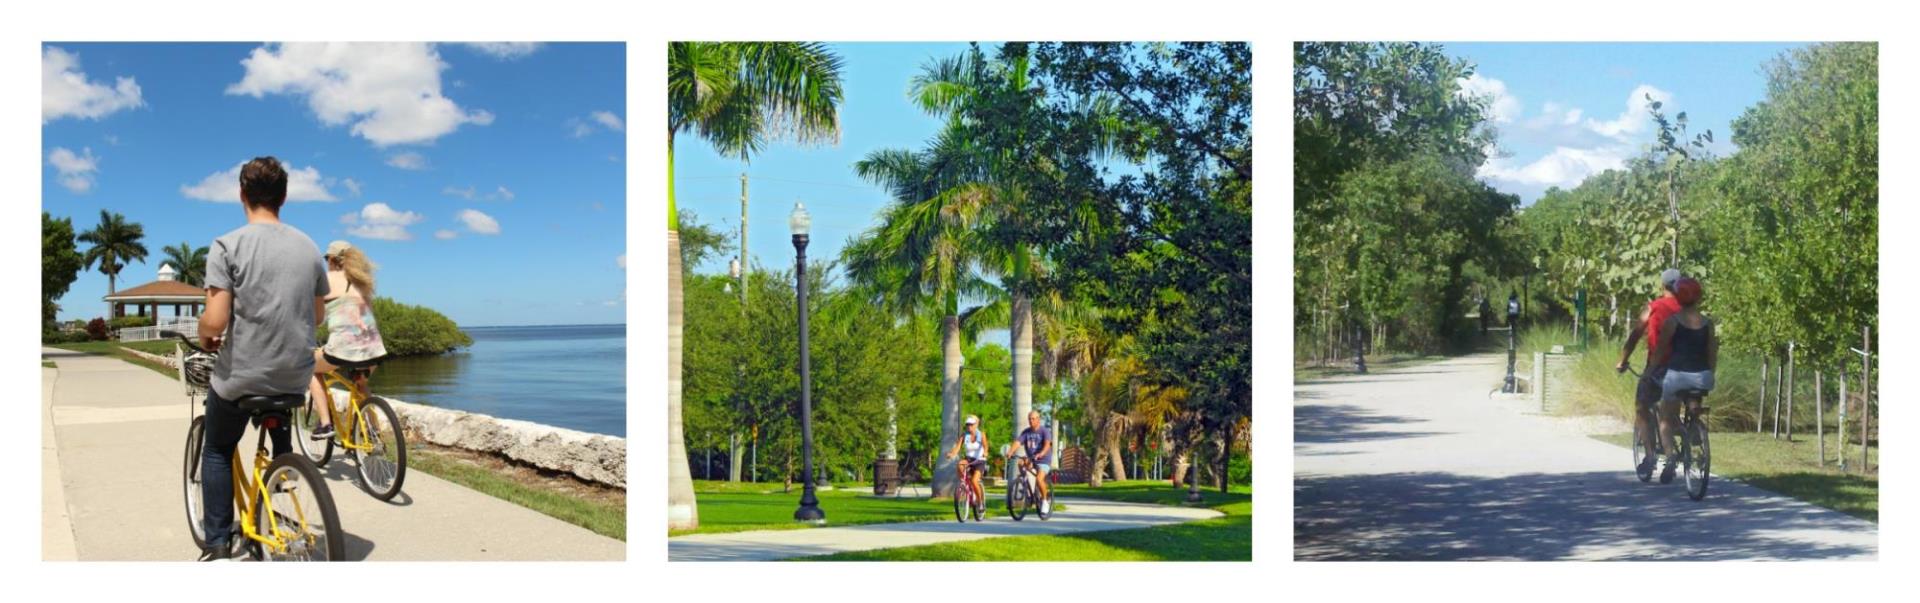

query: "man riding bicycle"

left=1016, top=410, right=1053, bottom=504
left=944, top=415, right=990, bottom=502
left=1616, top=268, right=1684, bottom=483
left=195, top=157, right=331, bottom=561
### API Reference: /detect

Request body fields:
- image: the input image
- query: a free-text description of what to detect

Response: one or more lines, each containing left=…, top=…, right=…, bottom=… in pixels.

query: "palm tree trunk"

left=1008, top=292, right=1033, bottom=486
left=666, top=205, right=698, bottom=531
left=933, top=315, right=963, bottom=499
left=1170, top=447, right=1190, bottom=487
left=1104, top=418, right=1129, bottom=482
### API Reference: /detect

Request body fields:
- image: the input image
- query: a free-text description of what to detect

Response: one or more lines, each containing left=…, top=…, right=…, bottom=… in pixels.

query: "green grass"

left=410, top=446, right=626, bottom=540
left=1594, top=431, right=1877, bottom=522
left=42, top=361, right=56, bottom=368
left=673, top=480, right=955, bottom=536
left=1295, top=352, right=1446, bottom=381
left=48, top=341, right=181, bottom=379
left=804, top=481, right=1252, bottom=561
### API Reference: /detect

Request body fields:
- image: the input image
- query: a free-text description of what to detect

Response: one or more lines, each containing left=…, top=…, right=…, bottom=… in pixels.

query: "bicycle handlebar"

left=160, top=330, right=209, bottom=355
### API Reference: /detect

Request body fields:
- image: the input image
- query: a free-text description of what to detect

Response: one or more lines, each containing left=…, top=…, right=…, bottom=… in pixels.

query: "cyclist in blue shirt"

left=1016, top=410, right=1053, bottom=503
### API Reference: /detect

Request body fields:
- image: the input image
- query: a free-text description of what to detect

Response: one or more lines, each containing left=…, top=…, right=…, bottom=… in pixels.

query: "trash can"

left=873, top=458, right=899, bottom=495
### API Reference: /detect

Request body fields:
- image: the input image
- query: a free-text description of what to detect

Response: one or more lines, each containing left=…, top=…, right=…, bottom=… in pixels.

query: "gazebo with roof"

left=103, top=264, right=205, bottom=320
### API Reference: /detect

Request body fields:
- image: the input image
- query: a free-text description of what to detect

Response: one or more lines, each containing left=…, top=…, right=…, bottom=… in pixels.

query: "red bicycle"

left=953, top=459, right=985, bottom=522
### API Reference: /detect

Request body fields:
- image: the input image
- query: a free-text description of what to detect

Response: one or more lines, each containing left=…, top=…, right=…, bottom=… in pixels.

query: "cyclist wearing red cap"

left=1649, top=277, right=1716, bottom=482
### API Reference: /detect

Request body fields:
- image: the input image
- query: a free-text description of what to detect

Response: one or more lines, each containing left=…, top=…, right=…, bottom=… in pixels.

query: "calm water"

left=367, top=324, right=625, bottom=437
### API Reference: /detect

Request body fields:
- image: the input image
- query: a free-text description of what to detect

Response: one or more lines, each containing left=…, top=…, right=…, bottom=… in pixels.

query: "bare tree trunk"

left=1219, top=420, right=1234, bottom=493
left=1816, top=369, right=1825, bottom=466
left=666, top=232, right=698, bottom=531
left=934, top=316, right=963, bottom=498
left=1009, top=294, right=1033, bottom=488
left=1104, top=417, right=1129, bottom=482
left=1786, top=342, right=1795, bottom=442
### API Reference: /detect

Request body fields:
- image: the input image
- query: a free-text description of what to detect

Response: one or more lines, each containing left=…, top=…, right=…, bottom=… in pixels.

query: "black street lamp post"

left=791, top=201, right=825, bottom=523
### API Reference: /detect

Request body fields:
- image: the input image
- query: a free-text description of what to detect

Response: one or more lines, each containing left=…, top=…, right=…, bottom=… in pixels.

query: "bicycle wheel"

left=252, top=454, right=346, bottom=561
left=293, top=398, right=333, bottom=467
left=182, top=416, right=210, bottom=549
left=1631, top=413, right=1652, bottom=482
left=953, top=479, right=967, bottom=523
left=1684, top=418, right=1711, bottom=501
left=1009, top=475, right=1029, bottom=521
left=971, top=485, right=984, bottom=522
left=349, top=397, right=408, bottom=501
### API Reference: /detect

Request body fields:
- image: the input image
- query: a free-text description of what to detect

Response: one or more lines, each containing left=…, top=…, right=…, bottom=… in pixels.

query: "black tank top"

left=1667, top=319, right=1711, bottom=372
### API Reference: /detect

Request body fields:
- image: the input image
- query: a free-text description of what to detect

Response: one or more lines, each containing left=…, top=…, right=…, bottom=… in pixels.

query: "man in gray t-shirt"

left=195, top=156, right=330, bottom=561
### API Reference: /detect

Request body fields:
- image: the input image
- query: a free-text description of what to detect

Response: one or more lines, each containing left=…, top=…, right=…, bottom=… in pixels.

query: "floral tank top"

left=323, top=283, right=387, bottom=362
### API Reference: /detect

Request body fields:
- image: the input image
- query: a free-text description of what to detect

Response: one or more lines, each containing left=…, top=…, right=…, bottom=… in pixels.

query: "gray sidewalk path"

left=1294, top=353, right=1878, bottom=560
left=42, top=347, right=623, bottom=561
left=668, top=496, right=1222, bottom=561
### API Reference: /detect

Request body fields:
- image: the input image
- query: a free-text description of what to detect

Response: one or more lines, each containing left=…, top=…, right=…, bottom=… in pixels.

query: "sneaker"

left=1660, top=456, right=1680, bottom=484
left=1636, top=455, right=1656, bottom=479
left=197, top=543, right=233, bottom=562
left=309, top=424, right=334, bottom=441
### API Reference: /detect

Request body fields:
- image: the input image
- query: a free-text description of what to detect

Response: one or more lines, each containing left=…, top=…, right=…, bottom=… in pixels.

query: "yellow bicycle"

left=293, top=359, right=408, bottom=501
left=173, top=332, right=345, bottom=561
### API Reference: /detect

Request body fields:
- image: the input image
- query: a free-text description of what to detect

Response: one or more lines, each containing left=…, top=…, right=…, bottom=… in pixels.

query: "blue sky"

left=42, top=42, right=626, bottom=327
left=674, top=42, right=973, bottom=280
left=1443, top=42, right=1806, bottom=204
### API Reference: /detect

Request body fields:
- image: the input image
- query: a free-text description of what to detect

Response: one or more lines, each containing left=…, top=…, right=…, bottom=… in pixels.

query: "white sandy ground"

left=667, top=495, right=1222, bottom=561
left=1294, top=353, right=1877, bottom=560
left=41, top=348, right=623, bottom=561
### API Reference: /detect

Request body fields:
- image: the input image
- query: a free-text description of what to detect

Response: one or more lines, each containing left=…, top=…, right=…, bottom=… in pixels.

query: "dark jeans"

left=200, top=388, right=292, bottom=548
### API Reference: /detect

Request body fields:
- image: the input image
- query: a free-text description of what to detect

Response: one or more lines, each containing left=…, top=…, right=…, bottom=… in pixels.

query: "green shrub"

left=86, top=318, right=109, bottom=341
left=366, top=297, right=474, bottom=356
left=109, top=315, right=155, bottom=329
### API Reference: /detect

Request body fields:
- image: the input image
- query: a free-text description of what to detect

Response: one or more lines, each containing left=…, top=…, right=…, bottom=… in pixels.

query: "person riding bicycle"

left=1615, top=268, right=1685, bottom=481
left=306, top=240, right=388, bottom=440
left=1650, top=277, right=1716, bottom=482
left=944, top=415, right=990, bottom=503
left=1016, top=410, right=1054, bottom=505
left=195, top=157, right=331, bottom=561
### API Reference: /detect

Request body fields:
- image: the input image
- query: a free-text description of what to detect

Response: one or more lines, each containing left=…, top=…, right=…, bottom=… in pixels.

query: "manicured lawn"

left=49, top=341, right=181, bottom=379
left=43, top=361, right=56, bottom=368
left=1595, top=432, right=1877, bottom=522
left=804, top=481, right=1252, bottom=561
left=673, top=480, right=954, bottom=536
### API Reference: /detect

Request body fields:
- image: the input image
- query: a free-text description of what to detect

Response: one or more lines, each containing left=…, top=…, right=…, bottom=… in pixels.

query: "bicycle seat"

left=234, top=393, right=305, bottom=414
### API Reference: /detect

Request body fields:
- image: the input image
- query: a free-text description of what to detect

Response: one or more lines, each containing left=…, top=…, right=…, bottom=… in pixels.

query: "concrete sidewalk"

left=1294, top=353, right=1878, bottom=560
left=42, top=347, right=624, bottom=561
left=667, top=496, right=1222, bottom=561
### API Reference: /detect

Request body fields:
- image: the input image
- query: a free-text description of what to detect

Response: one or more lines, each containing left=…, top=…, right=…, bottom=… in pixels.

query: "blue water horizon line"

left=461, top=322, right=628, bottom=330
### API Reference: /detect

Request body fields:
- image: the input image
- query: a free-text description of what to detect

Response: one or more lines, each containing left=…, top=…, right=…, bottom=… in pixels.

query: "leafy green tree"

left=667, top=42, right=844, bottom=529
left=43, top=212, right=84, bottom=329
left=367, top=297, right=474, bottom=356
left=78, top=210, right=148, bottom=315
left=1706, top=42, right=1877, bottom=367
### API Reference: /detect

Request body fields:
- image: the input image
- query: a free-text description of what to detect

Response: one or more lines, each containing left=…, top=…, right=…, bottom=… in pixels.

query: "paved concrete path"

left=1294, top=353, right=1878, bottom=560
left=42, top=348, right=624, bottom=561
left=668, top=496, right=1222, bottom=561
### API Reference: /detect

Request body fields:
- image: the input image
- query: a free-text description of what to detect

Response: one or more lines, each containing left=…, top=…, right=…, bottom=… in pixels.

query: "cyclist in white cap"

left=944, top=414, right=991, bottom=500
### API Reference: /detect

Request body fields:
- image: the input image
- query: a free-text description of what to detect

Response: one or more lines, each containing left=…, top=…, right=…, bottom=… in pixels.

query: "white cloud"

left=341, top=178, right=362, bottom=197
left=341, top=202, right=424, bottom=240
left=461, top=43, right=542, bottom=60
left=1479, top=146, right=1628, bottom=190
left=442, top=184, right=513, bottom=201
left=457, top=209, right=501, bottom=235
left=43, top=46, right=143, bottom=123
left=442, top=185, right=477, bottom=200
left=181, top=161, right=337, bottom=202
left=1585, top=84, right=1674, bottom=141
left=616, top=254, right=626, bottom=270
left=226, top=43, right=491, bottom=146
left=591, top=111, right=625, bottom=132
left=493, top=186, right=515, bottom=202
left=47, top=147, right=100, bottom=193
left=434, top=229, right=458, bottom=240
left=386, top=151, right=428, bottom=170
left=568, top=119, right=595, bottom=138
left=1457, top=73, right=1521, bottom=124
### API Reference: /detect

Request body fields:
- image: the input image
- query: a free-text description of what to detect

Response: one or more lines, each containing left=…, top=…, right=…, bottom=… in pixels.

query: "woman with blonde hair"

left=308, top=240, right=387, bottom=439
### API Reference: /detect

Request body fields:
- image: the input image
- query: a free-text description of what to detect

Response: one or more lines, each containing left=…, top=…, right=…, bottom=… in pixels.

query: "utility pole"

left=729, top=172, right=751, bottom=482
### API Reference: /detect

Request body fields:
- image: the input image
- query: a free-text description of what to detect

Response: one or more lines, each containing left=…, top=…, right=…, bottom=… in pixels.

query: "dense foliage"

left=366, top=297, right=475, bottom=356
left=43, top=212, right=83, bottom=330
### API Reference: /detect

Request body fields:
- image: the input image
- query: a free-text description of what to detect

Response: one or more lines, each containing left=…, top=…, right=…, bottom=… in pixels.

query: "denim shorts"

left=1662, top=369, right=1715, bottom=402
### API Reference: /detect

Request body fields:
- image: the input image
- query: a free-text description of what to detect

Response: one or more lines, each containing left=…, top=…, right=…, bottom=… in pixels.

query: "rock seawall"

left=126, top=348, right=626, bottom=488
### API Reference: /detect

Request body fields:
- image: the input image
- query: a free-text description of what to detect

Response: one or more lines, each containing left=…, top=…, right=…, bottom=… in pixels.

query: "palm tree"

left=78, top=210, right=148, bottom=318
left=667, top=42, right=843, bottom=531
left=843, top=144, right=996, bottom=499
left=160, top=242, right=209, bottom=287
